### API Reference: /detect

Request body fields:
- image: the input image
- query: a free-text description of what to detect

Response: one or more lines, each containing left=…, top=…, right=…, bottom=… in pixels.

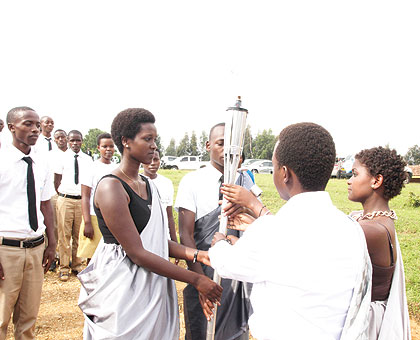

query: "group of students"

left=0, top=106, right=411, bottom=340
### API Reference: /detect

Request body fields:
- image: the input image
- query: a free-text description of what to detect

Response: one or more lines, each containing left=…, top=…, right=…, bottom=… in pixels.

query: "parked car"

left=160, top=156, right=178, bottom=169
left=245, top=160, right=273, bottom=174
left=164, top=155, right=207, bottom=170
left=241, top=159, right=260, bottom=167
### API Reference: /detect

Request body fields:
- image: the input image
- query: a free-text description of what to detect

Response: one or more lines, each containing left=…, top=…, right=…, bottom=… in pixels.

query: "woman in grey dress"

left=78, top=108, right=222, bottom=340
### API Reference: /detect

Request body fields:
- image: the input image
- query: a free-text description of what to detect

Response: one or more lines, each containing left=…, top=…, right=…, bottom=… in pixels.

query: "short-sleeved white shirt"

left=81, top=160, right=117, bottom=215
left=0, top=144, right=53, bottom=238
left=33, top=134, right=57, bottom=154
left=146, top=173, right=174, bottom=209
left=54, top=149, right=92, bottom=195
left=175, top=165, right=223, bottom=221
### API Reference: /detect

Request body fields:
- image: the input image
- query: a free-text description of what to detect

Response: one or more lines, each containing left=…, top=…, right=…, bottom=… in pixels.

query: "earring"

left=125, top=144, right=129, bottom=148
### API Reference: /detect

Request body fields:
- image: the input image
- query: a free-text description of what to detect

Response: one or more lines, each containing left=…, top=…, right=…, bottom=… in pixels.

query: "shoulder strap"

left=377, top=222, right=395, bottom=266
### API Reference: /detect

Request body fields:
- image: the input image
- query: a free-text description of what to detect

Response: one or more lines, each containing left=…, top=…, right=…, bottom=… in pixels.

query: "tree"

left=252, top=129, right=277, bottom=160
left=81, top=128, right=106, bottom=155
left=177, top=133, right=190, bottom=156
left=189, top=131, right=199, bottom=156
left=199, top=130, right=209, bottom=161
left=165, top=138, right=177, bottom=156
left=405, top=145, right=420, bottom=165
left=243, top=125, right=253, bottom=159
left=155, top=134, right=163, bottom=154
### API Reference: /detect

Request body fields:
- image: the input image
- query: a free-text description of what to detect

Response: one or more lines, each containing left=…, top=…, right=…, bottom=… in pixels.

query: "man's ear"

left=8, top=123, right=15, bottom=133
left=205, top=140, right=210, bottom=152
left=283, top=166, right=290, bottom=183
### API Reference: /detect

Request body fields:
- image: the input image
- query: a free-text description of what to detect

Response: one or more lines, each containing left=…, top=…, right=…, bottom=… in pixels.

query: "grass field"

left=160, top=169, right=420, bottom=321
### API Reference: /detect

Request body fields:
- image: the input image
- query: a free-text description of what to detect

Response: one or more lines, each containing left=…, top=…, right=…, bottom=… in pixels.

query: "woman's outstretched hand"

left=195, top=276, right=223, bottom=320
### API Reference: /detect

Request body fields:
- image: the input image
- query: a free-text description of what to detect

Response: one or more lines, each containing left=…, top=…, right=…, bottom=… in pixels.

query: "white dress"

left=78, top=177, right=179, bottom=340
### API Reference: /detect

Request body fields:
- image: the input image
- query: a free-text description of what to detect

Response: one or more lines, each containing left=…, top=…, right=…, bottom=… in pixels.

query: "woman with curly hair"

left=348, top=146, right=411, bottom=339
left=78, top=108, right=222, bottom=340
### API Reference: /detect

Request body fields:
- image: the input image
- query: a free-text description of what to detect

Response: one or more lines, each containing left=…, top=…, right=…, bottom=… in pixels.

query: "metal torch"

left=206, top=96, right=248, bottom=340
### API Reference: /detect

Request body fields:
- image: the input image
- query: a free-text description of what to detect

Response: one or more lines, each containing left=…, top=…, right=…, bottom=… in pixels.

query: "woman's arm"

left=95, top=178, right=222, bottom=306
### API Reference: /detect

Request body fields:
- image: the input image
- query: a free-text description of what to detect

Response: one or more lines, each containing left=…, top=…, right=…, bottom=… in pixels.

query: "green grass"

left=159, top=170, right=420, bottom=321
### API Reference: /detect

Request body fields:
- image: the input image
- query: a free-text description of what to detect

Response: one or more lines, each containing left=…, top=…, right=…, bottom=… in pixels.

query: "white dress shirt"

left=175, top=165, right=223, bottom=220
left=33, top=134, right=57, bottom=154
left=149, top=174, right=174, bottom=209
left=54, top=149, right=92, bottom=195
left=209, top=191, right=368, bottom=340
left=80, top=160, right=117, bottom=215
left=0, top=144, right=53, bottom=239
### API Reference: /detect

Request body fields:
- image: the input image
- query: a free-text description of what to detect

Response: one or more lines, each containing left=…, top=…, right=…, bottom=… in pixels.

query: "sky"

left=1, top=1, right=419, bottom=157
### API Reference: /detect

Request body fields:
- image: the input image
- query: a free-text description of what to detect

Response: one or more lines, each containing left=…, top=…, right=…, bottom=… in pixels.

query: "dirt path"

left=6, top=272, right=419, bottom=339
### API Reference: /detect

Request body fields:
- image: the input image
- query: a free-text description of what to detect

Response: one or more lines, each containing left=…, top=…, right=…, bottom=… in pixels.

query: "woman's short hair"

left=274, top=122, right=336, bottom=191
left=355, top=147, right=406, bottom=200
left=111, top=108, right=155, bottom=154
left=96, top=132, right=112, bottom=146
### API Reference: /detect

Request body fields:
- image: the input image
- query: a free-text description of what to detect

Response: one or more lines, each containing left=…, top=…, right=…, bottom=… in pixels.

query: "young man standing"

left=54, top=130, right=92, bottom=281
left=34, top=116, right=56, bottom=153
left=53, top=129, right=68, bottom=152
left=0, top=107, right=56, bottom=340
left=175, top=123, right=252, bottom=340
left=143, top=149, right=178, bottom=244
left=78, top=133, right=116, bottom=262
left=208, top=122, right=372, bottom=340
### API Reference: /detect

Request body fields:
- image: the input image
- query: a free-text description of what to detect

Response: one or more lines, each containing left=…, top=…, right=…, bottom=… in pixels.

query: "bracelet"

left=258, top=205, right=266, bottom=217
left=224, top=238, right=232, bottom=245
left=192, top=250, right=199, bottom=263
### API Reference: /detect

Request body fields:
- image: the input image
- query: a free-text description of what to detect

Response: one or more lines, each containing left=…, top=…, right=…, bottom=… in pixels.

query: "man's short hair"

left=54, top=129, right=67, bottom=136
left=209, top=122, right=225, bottom=141
left=68, top=130, right=83, bottom=139
left=6, top=106, right=35, bottom=124
left=111, top=108, right=155, bottom=154
left=355, top=147, right=406, bottom=200
left=97, top=132, right=112, bottom=146
left=274, top=122, right=335, bottom=191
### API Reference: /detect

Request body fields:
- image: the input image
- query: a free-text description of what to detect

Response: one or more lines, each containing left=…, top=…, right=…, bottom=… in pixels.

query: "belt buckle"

left=20, top=240, right=25, bottom=248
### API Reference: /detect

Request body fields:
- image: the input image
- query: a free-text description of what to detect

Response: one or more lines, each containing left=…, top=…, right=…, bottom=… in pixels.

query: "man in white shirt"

left=78, top=133, right=116, bottom=261
left=143, top=149, right=177, bottom=243
left=208, top=122, right=372, bottom=340
left=0, top=107, right=56, bottom=340
left=33, top=116, right=56, bottom=154
left=175, top=123, right=253, bottom=340
left=54, top=130, right=92, bottom=281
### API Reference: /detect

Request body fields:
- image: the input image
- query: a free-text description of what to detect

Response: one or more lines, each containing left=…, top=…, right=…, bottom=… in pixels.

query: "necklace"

left=119, top=168, right=140, bottom=193
left=354, top=210, right=397, bottom=221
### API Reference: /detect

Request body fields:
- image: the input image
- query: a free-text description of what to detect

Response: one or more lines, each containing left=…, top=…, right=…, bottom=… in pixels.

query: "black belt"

left=1, top=235, right=45, bottom=248
left=59, top=193, right=82, bottom=199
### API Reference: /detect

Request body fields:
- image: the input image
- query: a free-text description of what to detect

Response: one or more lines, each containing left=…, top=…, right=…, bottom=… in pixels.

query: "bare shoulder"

left=95, top=176, right=129, bottom=208
left=359, top=219, right=395, bottom=247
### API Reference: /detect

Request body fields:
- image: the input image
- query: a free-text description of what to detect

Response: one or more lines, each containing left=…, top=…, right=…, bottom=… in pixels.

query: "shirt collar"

left=6, top=143, right=37, bottom=164
left=65, top=148, right=80, bottom=156
left=206, top=163, right=224, bottom=183
left=282, top=191, right=333, bottom=211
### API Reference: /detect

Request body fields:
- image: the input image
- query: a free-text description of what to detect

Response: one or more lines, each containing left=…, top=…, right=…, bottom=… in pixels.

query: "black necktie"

left=74, top=154, right=79, bottom=184
left=22, top=157, right=38, bottom=232
left=46, top=137, right=52, bottom=151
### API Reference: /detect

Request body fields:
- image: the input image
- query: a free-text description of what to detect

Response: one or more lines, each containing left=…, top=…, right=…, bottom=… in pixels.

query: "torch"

left=206, top=96, right=248, bottom=340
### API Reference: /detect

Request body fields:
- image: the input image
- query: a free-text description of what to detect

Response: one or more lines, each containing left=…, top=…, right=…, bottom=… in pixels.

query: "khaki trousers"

left=50, top=194, right=59, bottom=248
left=0, top=242, right=44, bottom=340
left=56, top=196, right=83, bottom=273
